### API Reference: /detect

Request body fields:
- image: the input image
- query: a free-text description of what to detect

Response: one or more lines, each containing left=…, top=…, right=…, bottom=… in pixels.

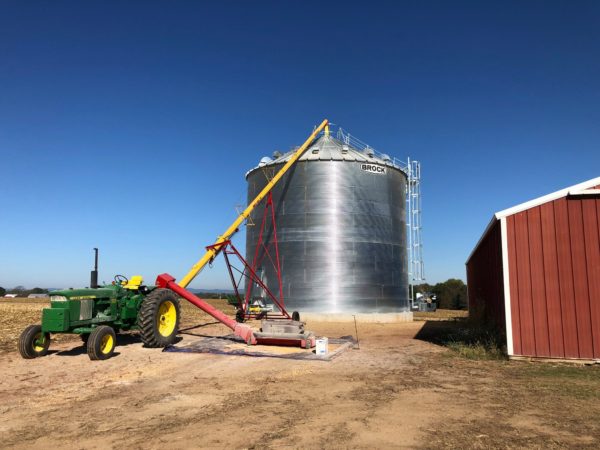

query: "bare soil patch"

left=1, top=298, right=599, bottom=449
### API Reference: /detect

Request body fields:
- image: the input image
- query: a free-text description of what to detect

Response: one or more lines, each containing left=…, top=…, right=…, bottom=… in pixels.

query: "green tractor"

left=18, top=250, right=180, bottom=361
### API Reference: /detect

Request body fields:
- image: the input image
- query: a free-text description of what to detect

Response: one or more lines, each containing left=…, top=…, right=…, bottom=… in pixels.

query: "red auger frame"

left=155, top=272, right=315, bottom=348
left=153, top=120, right=330, bottom=349
left=155, top=273, right=258, bottom=345
left=230, top=192, right=290, bottom=321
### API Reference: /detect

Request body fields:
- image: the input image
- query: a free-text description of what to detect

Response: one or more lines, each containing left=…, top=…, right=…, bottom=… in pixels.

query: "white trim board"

left=568, top=188, right=600, bottom=196
left=500, top=217, right=514, bottom=356
left=495, top=176, right=600, bottom=219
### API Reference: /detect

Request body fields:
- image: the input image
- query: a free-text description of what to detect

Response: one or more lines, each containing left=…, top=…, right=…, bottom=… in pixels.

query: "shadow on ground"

left=414, top=319, right=466, bottom=346
left=49, top=333, right=179, bottom=357
left=179, top=321, right=223, bottom=337
left=414, top=318, right=506, bottom=360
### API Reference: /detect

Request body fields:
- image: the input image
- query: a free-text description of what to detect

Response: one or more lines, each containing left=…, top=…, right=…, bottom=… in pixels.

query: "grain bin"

left=245, top=132, right=409, bottom=313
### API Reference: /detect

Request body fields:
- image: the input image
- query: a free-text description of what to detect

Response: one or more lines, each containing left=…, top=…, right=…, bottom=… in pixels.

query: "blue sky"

left=1, top=1, right=599, bottom=289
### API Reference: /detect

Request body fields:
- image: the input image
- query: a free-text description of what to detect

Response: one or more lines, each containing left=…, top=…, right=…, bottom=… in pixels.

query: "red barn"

left=466, top=177, right=600, bottom=362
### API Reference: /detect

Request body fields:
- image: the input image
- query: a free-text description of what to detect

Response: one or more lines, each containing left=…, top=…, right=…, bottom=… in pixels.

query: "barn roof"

left=466, top=175, right=600, bottom=264
left=494, top=175, right=600, bottom=219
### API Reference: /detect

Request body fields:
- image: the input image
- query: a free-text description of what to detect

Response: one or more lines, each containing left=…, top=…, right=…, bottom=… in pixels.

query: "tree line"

left=0, top=286, right=49, bottom=297
left=0, top=282, right=469, bottom=309
left=413, top=278, right=468, bottom=310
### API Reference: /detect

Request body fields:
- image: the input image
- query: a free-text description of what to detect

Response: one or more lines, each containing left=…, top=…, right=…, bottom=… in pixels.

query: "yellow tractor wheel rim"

left=100, top=334, right=114, bottom=354
left=33, top=332, right=45, bottom=352
left=158, top=301, right=177, bottom=337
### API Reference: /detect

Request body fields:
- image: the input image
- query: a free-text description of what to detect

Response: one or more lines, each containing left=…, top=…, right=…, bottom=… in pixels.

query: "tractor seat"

left=123, top=275, right=144, bottom=290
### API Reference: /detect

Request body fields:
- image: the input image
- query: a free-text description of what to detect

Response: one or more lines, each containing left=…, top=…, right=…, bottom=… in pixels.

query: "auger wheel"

left=138, top=288, right=180, bottom=348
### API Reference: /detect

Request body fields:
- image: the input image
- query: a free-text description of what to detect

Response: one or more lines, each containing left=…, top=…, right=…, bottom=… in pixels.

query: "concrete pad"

left=164, top=335, right=354, bottom=361
left=302, top=312, right=413, bottom=323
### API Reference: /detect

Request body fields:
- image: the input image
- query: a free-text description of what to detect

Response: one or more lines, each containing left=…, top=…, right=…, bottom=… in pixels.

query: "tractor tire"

left=137, top=289, right=180, bottom=348
left=18, top=325, right=50, bottom=359
left=87, top=326, right=116, bottom=361
left=235, top=309, right=245, bottom=323
left=292, top=311, right=300, bottom=321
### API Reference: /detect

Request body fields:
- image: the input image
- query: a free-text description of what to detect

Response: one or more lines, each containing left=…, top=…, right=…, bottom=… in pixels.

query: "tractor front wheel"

left=138, top=289, right=180, bottom=348
left=87, top=326, right=116, bottom=360
left=236, top=309, right=245, bottom=323
left=18, top=325, right=50, bottom=359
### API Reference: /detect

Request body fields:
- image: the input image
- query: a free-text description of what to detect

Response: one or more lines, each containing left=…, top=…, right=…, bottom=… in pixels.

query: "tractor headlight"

left=50, top=295, right=68, bottom=302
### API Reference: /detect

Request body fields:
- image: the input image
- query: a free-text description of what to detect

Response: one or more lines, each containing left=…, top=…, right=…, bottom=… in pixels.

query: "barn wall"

left=466, top=219, right=506, bottom=337
left=506, top=196, right=600, bottom=359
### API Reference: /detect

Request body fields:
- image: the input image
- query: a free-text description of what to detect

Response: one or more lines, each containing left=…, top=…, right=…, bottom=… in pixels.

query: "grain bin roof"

left=246, top=134, right=403, bottom=178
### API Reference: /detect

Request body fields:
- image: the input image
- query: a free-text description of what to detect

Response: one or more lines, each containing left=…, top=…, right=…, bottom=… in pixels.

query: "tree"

left=11, top=285, right=26, bottom=294
left=430, top=279, right=468, bottom=310
left=30, top=287, right=48, bottom=294
left=0, top=287, right=5, bottom=297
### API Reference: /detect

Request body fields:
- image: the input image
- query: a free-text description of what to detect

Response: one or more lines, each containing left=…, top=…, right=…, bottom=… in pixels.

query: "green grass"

left=436, top=321, right=507, bottom=360
left=445, top=340, right=505, bottom=360
left=512, top=363, right=600, bottom=400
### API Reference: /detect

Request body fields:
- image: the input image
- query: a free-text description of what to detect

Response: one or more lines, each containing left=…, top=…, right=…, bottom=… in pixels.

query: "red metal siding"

left=539, top=202, right=564, bottom=357
left=507, top=216, right=522, bottom=355
left=466, top=220, right=505, bottom=337
left=554, top=198, right=579, bottom=357
left=568, top=200, right=594, bottom=358
left=527, top=207, right=551, bottom=356
left=507, top=196, right=600, bottom=359
left=514, top=212, right=537, bottom=356
left=583, top=199, right=600, bottom=356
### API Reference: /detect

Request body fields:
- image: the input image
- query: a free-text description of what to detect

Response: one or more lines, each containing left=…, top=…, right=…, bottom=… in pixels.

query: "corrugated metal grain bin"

left=466, top=177, right=600, bottom=362
left=246, top=134, right=409, bottom=313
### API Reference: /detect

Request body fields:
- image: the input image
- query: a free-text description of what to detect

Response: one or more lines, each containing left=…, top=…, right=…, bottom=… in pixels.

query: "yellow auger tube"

left=178, top=118, right=329, bottom=288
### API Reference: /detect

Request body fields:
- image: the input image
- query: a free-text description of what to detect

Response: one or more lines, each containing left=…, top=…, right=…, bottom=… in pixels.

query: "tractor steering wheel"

left=114, top=274, right=129, bottom=285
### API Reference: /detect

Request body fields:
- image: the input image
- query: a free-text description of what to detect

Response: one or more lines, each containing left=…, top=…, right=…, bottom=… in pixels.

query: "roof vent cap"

left=381, top=153, right=391, bottom=162
left=342, top=144, right=349, bottom=154
left=365, top=146, right=375, bottom=158
left=258, top=156, right=272, bottom=167
left=311, top=146, right=319, bottom=154
left=272, top=150, right=282, bottom=159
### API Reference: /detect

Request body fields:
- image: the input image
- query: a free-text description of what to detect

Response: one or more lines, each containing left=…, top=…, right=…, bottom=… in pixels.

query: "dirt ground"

left=1, top=298, right=599, bottom=449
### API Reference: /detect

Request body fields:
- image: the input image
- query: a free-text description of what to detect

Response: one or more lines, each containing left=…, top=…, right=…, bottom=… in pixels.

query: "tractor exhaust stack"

left=90, top=247, right=99, bottom=288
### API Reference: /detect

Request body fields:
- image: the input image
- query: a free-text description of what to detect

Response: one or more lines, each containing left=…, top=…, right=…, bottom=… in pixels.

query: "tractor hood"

left=50, top=286, right=119, bottom=300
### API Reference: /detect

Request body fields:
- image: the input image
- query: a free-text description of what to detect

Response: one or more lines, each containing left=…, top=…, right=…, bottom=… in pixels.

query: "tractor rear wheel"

left=138, top=289, right=180, bottom=348
left=18, top=325, right=50, bottom=359
left=87, top=326, right=116, bottom=360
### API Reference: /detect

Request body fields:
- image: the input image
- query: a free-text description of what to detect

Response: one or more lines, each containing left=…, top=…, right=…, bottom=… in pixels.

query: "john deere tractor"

left=18, top=250, right=180, bottom=361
